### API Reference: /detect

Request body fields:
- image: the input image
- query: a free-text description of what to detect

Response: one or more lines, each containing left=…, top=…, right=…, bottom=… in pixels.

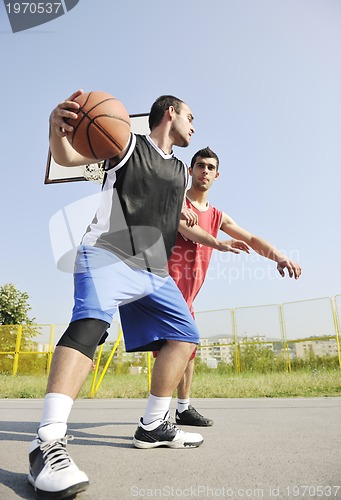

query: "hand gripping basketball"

left=66, top=91, right=131, bottom=160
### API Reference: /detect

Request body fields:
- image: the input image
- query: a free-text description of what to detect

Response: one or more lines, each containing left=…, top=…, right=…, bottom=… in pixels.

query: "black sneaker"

left=28, top=434, right=89, bottom=500
left=133, top=416, right=203, bottom=449
left=176, top=405, right=214, bottom=427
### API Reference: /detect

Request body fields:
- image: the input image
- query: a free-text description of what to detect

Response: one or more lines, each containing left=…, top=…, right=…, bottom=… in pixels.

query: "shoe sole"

left=176, top=418, right=213, bottom=427
left=133, top=437, right=203, bottom=449
left=28, top=473, right=89, bottom=500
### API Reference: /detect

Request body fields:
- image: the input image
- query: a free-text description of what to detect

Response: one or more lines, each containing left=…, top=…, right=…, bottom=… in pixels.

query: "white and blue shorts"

left=71, top=245, right=199, bottom=352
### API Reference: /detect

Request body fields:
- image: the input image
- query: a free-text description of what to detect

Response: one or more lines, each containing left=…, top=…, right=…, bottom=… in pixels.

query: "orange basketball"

left=66, top=91, right=131, bottom=160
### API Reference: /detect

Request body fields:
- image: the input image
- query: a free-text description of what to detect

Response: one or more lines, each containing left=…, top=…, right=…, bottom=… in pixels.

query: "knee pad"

left=57, top=318, right=109, bottom=360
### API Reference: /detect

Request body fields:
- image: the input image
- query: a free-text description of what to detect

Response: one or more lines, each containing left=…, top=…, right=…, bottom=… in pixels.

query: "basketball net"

left=82, top=162, right=105, bottom=183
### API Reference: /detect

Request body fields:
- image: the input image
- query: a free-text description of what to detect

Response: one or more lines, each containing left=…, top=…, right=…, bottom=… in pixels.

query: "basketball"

left=66, top=91, right=131, bottom=160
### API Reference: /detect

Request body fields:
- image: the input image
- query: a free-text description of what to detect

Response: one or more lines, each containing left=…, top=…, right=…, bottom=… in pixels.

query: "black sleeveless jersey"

left=82, top=134, right=188, bottom=274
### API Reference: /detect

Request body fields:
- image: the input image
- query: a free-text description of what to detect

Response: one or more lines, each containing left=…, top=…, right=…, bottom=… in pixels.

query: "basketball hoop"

left=82, top=162, right=105, bottom=183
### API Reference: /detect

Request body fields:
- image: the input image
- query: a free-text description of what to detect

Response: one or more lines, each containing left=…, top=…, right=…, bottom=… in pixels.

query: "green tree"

left=238, top=342, right=276, bottom=373
left=0, top=283, right=39, bottom=373
left=0, top=283, right=35, bottom=325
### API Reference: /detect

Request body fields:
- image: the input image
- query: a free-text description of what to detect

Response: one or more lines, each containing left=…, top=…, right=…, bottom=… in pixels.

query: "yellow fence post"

left=147, top=351, right=151, bottom=392
left=89, top=328, right=123, bottom=397
left=12, top=325, right=23, bottom=376
left=231, top=308, right=240, bottom=373
left=90, top=344, right=104, bottom=397
left=331, top=296, right=341, bottom=370
left=279, top=304, right=291, bottom=372
left=46, top=324, right=55, bottom=377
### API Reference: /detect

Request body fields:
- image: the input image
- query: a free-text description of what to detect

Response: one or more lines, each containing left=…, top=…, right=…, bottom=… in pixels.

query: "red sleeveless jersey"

left=168, top=197, right=222, bottom=314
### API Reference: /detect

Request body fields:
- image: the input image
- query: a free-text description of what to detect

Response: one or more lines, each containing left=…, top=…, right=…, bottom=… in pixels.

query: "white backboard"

left=44, top=113, right=149, bottom=184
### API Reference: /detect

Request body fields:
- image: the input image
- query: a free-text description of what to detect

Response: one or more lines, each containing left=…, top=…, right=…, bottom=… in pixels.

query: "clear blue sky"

left=1, top=0, right=340, bottom=328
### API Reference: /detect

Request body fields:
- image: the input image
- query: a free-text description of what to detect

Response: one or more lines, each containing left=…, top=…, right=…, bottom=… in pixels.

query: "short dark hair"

left=190, top=147, right=220, bottom=171
left=149, top=95, right=185, bottom=130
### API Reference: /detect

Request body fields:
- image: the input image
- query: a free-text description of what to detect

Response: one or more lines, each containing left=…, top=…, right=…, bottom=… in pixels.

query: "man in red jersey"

left=162, top=147, right=301, bottom=427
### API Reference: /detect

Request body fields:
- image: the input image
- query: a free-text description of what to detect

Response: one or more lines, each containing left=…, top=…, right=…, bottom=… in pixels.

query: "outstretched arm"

left=178, top=220, right=250, bottom=254
left=220, top=212, right=302, bottom=279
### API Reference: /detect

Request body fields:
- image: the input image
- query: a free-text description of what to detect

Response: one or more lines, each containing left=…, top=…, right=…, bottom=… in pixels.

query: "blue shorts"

left=71, top=245, right=199, bottom=352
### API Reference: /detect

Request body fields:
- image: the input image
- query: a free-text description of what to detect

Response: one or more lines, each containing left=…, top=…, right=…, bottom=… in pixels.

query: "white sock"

left=38, top=393, right=73, bottom=441
left=177, top=399, right=190, bottom=413
left=142, top=394, right=172, bottom=426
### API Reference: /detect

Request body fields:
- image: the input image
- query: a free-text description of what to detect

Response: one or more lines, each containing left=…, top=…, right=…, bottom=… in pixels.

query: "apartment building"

left=295, top=338, right=339, bottom=358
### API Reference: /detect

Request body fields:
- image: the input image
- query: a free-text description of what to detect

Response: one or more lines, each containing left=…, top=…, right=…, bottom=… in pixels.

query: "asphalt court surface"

left=0, top=398, right=340, bottom=499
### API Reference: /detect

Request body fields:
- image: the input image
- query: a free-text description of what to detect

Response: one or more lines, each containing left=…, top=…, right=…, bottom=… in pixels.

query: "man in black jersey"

left=28, top=91, right=248, bottom=499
